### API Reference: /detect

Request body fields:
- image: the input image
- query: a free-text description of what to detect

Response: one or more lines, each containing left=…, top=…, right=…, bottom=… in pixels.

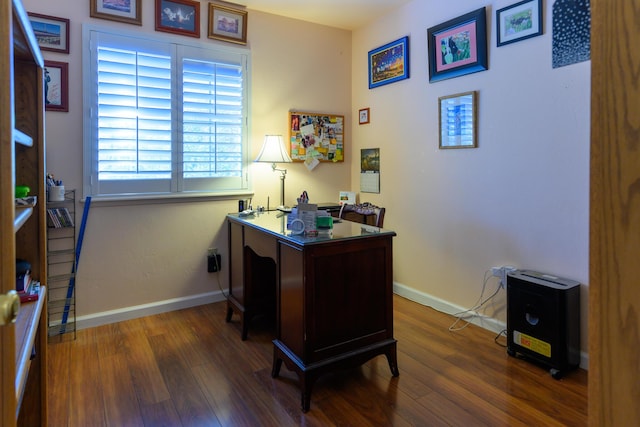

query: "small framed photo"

left=208, top=4, right=248, bottom=45
left=438, top=91, right=477, bottom=149
left=497, top=0, right=543, bottom=47
left=44, top=61, right=69, bottom=112
left=359, top=108, right=370, bottom=125
left=90, top=0, right=142, bottom=26
left=27, top=13, right=70, bottom=54
left=427, top=7, right=488, bottom=83
left=156, top=0, right=200, bottom=38
left=368, top=36, right=410, bottom=89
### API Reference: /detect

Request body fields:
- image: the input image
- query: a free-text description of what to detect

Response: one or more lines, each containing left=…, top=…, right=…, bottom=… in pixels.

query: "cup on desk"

left=48, top=185, right=65, bottom=202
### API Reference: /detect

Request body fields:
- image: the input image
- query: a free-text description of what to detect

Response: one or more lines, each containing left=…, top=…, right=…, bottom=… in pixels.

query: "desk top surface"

left=227, top=211, right=395, bottom=246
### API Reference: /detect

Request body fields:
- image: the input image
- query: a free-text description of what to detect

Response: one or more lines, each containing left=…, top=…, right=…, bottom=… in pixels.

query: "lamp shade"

left=254, top=135, right=292, bottom=164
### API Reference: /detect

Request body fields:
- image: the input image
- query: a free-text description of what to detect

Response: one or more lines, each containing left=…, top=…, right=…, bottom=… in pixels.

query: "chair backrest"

left=373, top=207, right=385, bottom=228
left=339, top=204, right=385, bottom=228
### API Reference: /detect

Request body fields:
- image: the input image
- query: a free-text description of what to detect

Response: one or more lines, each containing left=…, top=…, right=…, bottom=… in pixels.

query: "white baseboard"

left=75, top=290, right=227, bottom=330
left=393, top=282, right=589, bottom=370
left=73, top=283, right=588, bottom=370
left=393, top=282, right=507, bottom=334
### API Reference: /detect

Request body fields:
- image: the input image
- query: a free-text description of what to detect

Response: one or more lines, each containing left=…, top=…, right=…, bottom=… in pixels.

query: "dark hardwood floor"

left=47, top=296, right=587, bottom=426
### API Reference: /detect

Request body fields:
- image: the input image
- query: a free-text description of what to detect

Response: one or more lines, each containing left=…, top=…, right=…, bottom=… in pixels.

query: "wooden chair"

left=339, top=204, right=385, bottom=228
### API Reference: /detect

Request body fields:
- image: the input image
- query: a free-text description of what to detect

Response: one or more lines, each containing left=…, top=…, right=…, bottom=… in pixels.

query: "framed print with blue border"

left=368, top=36, right=410, bottom=89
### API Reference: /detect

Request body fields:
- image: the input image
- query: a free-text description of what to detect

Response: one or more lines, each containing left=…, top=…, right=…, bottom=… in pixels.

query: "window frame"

left=82, top=24, right=252, bottom=202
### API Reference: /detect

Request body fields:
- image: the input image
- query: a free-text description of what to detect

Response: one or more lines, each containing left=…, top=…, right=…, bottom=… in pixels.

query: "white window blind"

left=85, top=29, right=249, bottom=198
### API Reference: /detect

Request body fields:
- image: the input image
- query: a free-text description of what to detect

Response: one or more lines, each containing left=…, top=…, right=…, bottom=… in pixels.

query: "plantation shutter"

left=86, top=29, right=249, bottom=198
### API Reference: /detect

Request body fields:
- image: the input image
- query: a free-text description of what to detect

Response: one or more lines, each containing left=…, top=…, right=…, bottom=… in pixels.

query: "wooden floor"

left=47, top=296, right=588, bottom=426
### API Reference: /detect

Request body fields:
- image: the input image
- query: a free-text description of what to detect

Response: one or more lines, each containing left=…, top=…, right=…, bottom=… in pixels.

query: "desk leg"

left=271, top=353, right=282, bottom=378
left=226, top=299, right=249, bottom=341
left=225, top=302, right=233, bottom=322
left=386, top=343, right=400, bottom=377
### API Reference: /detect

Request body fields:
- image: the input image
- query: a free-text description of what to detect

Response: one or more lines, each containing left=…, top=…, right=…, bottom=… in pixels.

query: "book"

left=47, top=207, right=74, bottom=228
left=16, top=271, right=30, bottom=292
left=18, top=279, right=39, bottom=303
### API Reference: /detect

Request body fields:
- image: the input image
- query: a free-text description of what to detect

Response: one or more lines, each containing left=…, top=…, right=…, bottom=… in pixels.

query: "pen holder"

left=48, top=185, right=65, bottom=202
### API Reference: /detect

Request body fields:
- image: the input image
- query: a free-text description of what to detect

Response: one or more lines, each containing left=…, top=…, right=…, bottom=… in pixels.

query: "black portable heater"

left=506, top=270, right=580, bottom=378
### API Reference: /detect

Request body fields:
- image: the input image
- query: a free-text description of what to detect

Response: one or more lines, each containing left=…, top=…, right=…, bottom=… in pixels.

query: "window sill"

left=80, top=191, right=254, bottom=207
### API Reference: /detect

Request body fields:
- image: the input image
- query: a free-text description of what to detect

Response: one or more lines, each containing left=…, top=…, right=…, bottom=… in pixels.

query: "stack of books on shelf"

left=47, top=207, right=74, bottom=228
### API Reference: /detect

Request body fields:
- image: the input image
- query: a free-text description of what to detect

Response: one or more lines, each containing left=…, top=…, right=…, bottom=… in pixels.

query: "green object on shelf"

left=316, top=216, right=333, bottom=229
left=15, top=185, right=30, bottom=198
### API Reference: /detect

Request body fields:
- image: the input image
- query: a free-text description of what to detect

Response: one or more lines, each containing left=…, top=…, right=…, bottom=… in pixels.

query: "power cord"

left=494, top=329, right=507, bottom=347
left=210, top=251, right=228, bottom=299
left=448, top=269, right=502, bottom=332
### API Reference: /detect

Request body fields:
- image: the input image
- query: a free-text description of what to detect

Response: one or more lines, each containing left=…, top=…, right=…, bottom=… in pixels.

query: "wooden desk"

left=226, top=212, right=398, bottom=411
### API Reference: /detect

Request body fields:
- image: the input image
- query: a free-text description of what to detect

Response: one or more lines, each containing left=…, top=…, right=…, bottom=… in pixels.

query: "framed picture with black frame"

left=496, top=0, right=543, bottom=47
left=427, top=7, right=487, bottom=83
left=368, top=36, right=410, bottom=89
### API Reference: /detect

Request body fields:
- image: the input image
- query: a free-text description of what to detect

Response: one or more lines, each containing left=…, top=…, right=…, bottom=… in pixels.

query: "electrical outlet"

left=208, top=253, right=221, bottom=273
left=491, top=266, right=516, bottom=288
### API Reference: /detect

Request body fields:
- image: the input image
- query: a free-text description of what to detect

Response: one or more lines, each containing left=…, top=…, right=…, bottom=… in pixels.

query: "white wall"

left=352, top=0, right=590, bottom=358
left=23, top=0, right=352, bottom=325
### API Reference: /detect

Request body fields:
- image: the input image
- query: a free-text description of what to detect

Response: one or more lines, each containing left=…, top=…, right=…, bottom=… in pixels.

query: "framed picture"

left=359, top=108, right=370, bottom=125
left=368, top=36, right=410, bottom=89
left=27, top=13, right=70, bottom=54
left=497, top=0, right=543, bottom=47
left=289, top=111, right=344, bottom=162
left=438, top=91, right=477, bottom=149
left=156, top=0, right=200, bottom=38
left=44, top=61, right=69, bottom=112
left=208, top=4, right=248, bottom=45
left=90, top=0, right=142, bottom=26
left=427, top=7, right=487, bottom=83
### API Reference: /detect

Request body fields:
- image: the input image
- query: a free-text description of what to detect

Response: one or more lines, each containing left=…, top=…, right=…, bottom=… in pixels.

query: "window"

left=83, top=28, right=249, bottom=198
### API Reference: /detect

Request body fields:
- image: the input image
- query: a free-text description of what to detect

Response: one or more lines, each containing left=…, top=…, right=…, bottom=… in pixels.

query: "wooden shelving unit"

left=1, top=0, right=48, bottom=426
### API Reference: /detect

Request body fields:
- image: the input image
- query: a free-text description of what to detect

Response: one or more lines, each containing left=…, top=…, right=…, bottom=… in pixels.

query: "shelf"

left=14, top=206, right=33, bottom=232
left=3, top=0, right=48, bottom=424
left=11, top=0, right=43, bottom=66
left=47, top=189, right=77, bottom=341
left=14, top=129, right=33, bottom=147
left=46, top=273, right=75, bottom=284
left=47, top=248, right=76, bottom=257
left=14, top=285, right=46, bottom=407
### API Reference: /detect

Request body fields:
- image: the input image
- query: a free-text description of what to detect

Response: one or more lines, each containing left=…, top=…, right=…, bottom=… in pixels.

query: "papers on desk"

left=287, top=204, right=332, bottom=235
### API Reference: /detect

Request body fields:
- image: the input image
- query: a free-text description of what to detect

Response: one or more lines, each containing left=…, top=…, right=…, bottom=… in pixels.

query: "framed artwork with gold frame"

left=438, top=91, right=477, bottom=149
left=208, top=3, right=247, bottom=45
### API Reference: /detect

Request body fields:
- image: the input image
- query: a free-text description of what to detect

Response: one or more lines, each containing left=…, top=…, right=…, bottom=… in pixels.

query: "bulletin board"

left=289, top=111, right=344, bottom=162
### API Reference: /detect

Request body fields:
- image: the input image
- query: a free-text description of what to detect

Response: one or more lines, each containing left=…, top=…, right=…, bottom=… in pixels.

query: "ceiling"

left=231, top=0, right=413, bottom=31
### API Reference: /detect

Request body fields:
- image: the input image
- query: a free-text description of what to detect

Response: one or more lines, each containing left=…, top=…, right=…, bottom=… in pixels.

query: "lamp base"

left=277, top=206, right=292, bottom=213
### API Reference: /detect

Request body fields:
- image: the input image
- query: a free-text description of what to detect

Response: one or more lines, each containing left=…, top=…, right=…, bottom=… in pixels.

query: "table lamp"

left=254, top=135, right=292, bottom=210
